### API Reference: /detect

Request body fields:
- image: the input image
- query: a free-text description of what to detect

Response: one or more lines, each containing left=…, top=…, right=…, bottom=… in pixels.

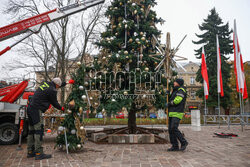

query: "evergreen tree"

left=95, top=0, right=166, bottom=133
left=193, top=8, right=233, bottom=112
left=56, top=0, right=167, bottom=149
left=56, top=64, right=88, bottom=150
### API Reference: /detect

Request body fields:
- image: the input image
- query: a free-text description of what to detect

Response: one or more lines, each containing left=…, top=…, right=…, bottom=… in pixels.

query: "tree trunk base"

left=89, top=127, right=169, bottom=144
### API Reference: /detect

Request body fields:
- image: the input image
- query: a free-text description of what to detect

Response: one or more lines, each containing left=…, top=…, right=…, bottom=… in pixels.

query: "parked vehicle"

left=95, top=112, right=103, bottom=118
left=184, top=112, right=191, bottom=118
left=116, top=112, right=124, bottom=119
left=149, top=113, right=157, bottom=119
left=0, top=80, right=34, bottom=145
left=137, top=113, right=147, bottom=118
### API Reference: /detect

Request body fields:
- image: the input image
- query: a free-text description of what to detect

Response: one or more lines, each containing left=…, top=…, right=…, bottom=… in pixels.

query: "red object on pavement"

left=116, top=112, right=124, bottom=119
left=68, top=79, right=75, bottom=84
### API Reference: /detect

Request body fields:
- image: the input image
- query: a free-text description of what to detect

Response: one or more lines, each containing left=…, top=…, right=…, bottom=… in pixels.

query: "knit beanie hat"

left=52, top=78, right=62, bottom=86
left=175, top=78, right=184, bottom=86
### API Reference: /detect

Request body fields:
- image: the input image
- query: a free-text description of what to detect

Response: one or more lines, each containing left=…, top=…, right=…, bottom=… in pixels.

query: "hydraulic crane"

left=0, top=0, right=105, bottom=56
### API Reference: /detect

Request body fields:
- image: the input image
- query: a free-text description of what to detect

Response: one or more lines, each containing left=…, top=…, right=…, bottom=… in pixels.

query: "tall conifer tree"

left=193, top=8, right=233, bottom=112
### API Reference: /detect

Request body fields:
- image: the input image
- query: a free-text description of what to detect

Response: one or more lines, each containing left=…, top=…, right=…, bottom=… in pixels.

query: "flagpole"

left=203, top=81, right=208, bottom=125
left=239, top=92, right=245, bottom=131
left=218, top=93, right=221, bottom=128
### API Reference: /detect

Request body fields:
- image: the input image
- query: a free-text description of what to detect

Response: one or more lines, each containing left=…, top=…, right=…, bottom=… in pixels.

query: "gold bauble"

left=126, top=56, right=129, bottom=59
left=161, top=74, right=165, bottom=77
left=129, top=59, right=133, bottom=63
left=124, top=91, right=128, bottom=95
left=115, top=32, right=118, bottom=36
left=79, top=107, right=83, bottom=113
left=137, top=41, right=141, bottom=45
left=154, top=62, right=158, bottom=65
left=134, top=10, right=137, bottom=14
left=108, top=54, right=112, bottom=58
left=119, top=2, right=123, bottom=5
left=140, top=8, right=144, bottom=12
left=145, top=67, right=149, bottom=71
left=77, top=61, right=81, bottom=67
left=140, top=32, right=144, bottom=36
left=118, top=23, right=122, bottom=27
left=90, top=97, right=93, bottom=100
left=141, top=37, right=146, bottom=41
left=112, top=25, right=117, bottom=29
left=129, top=38, right=133, bottom=43
left=124, top=51, right=128, bottom=55
left=102, top=56, right=106, bottom=60
left=69, top=100, right=75, bottom=107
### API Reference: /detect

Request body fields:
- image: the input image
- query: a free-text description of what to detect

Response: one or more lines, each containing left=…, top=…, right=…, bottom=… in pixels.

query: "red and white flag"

left=201, top=46, right=209, bottom=99
left=233, top=20, right=248, bottom=99
left=216, top=34, right=224, bottom=97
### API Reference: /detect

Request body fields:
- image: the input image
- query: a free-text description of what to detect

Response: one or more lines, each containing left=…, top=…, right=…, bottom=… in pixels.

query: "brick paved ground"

left=0, top=125, right=250, bottom=167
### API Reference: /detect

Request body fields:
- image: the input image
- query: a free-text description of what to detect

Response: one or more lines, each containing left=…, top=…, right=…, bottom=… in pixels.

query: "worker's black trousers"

left=168, top=117, right=187, bottom=148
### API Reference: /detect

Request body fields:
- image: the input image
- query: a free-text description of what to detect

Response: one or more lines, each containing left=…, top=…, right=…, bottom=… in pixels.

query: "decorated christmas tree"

left=56, top=0, right=167, bottom=149
left=94, top=0, right=166, bottom=133
left=55, top=64, right=88, bottom=150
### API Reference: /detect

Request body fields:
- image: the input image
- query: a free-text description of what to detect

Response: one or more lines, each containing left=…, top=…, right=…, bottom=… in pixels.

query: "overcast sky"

left=0, top=0, right=250, bottom=80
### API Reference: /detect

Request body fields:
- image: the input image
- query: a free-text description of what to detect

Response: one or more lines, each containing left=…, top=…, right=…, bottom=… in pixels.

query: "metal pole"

left=204, top=95, right=207, bottom=125
left=64, top=128, right=69, bottom=154
left=238, top=92, right=243, bottom=131
left=218, top=93, right=221, bottom=129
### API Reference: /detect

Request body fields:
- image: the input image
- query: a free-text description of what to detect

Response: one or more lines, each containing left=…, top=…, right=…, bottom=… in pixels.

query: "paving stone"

left=0, top=126, right=250, bottom=167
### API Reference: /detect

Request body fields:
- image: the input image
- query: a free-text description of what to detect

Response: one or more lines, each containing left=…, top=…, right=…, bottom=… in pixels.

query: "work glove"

left=61, top=107, right=65, bottom=111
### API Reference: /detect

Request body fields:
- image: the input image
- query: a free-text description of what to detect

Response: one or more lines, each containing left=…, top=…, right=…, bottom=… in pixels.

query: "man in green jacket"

left=166, top=78, right=188, bottom=151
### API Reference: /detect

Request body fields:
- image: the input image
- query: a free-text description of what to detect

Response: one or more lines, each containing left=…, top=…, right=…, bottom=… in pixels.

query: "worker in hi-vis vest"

left=27, top=78, right=66, bottom=160
left=165, top=78, right=188, bottom=151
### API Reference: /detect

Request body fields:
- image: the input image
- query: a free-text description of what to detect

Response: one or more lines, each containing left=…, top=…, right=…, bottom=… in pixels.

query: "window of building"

left=191, top=91, right=196, bottom=100
left=190, top=77, right=195, bottom=85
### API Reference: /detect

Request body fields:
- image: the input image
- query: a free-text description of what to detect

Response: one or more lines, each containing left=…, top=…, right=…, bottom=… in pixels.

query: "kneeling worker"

left=27, top=78, right=66, bottom=160
left=166, top=78, right=188, bottom=151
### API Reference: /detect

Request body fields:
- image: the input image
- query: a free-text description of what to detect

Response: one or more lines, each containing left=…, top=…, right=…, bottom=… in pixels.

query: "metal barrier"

left=204, top=115, right=250, bottom=130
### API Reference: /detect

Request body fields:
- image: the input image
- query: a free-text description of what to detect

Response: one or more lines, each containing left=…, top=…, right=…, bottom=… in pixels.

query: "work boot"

left=180, top=142, right=188, bottom=151
left=27, top=151, right=36, bottom=158
left=35, top=153, right=52, bottom=160
left=167, top=146, right=179, bottom=151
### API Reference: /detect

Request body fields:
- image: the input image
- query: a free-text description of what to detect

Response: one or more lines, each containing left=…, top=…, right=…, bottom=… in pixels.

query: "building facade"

left=176, top=61, right=203, bottom=111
